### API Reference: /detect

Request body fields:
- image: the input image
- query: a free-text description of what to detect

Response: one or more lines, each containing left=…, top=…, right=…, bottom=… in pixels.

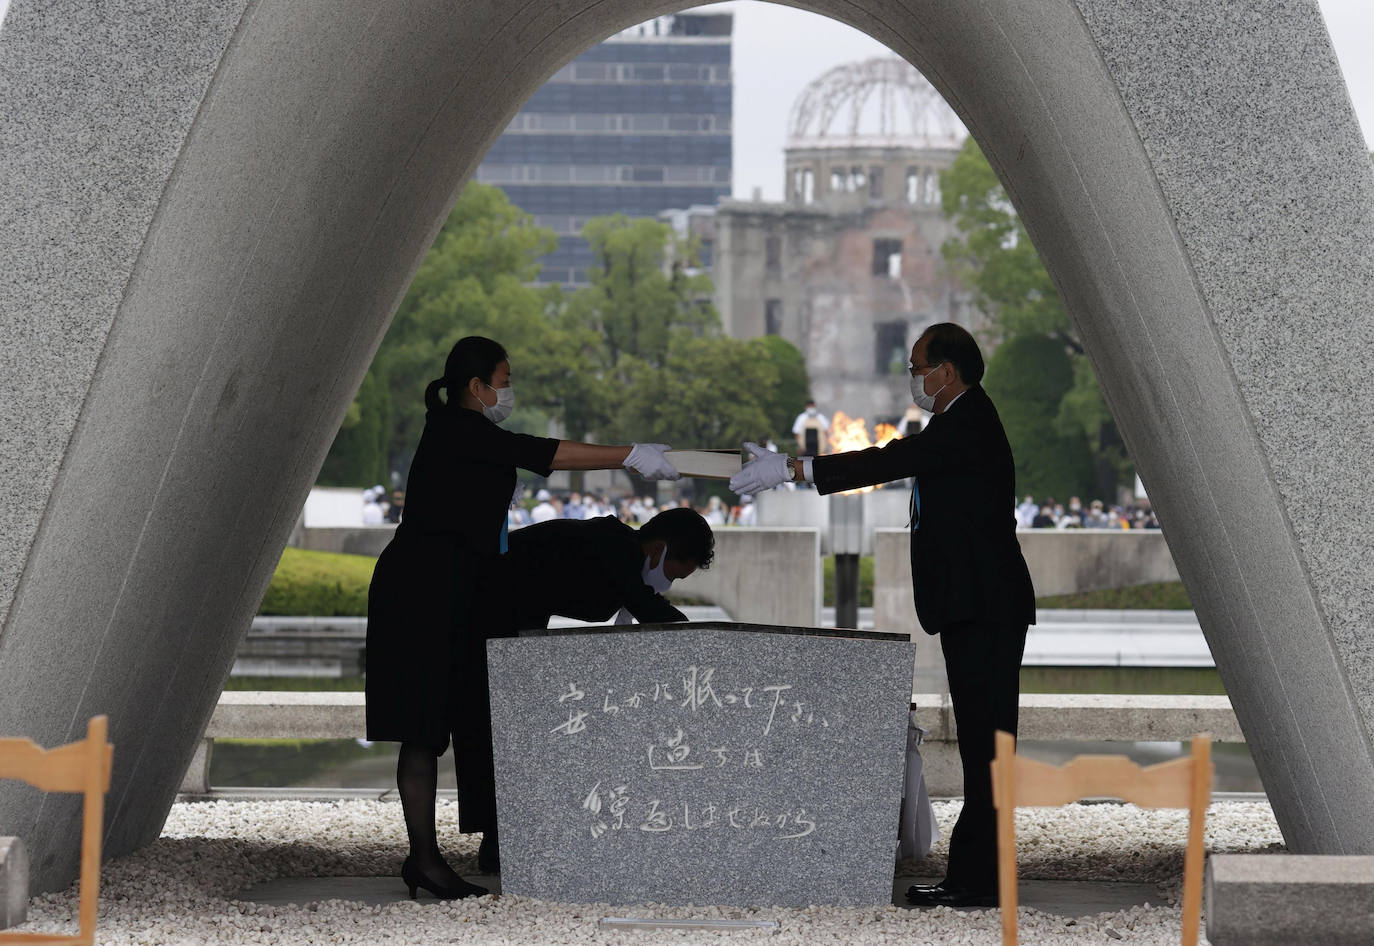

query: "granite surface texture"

left=1206, top=854, right=1374, bottom=945
left=1068, top=0, right=1374, bottom=852
left=0, top=0, right=247, bottom=633
left=488, top=629, right=915, bottom=906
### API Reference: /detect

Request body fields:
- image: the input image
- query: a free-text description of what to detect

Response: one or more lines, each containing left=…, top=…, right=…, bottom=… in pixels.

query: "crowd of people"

left=361, top=485, right=404, bottom=525
left=371, top=484, right=1157, bottom=532
left=1015, top=494, right=1159, bottom=530
left=505, top=487, right=756, bottom=530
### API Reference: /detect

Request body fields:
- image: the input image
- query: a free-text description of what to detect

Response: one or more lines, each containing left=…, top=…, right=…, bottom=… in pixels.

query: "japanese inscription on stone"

left=487, top=626, right=915, bottom=907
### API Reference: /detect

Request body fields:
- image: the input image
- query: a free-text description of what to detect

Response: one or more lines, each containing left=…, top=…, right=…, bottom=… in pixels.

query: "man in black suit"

left=730, top=322, right=1035, bottom=907
left=504, top=506, right=714, bottom=630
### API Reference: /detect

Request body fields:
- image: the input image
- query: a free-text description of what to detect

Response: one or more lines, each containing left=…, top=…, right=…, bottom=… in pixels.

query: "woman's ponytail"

left=424, top=377, right=447, bottom=412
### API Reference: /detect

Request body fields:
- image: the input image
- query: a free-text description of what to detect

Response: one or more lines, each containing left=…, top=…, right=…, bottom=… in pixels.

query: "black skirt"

left=364, top=528, right=504, bottom=750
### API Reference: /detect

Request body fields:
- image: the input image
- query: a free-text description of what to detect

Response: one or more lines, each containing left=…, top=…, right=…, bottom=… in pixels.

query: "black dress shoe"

left=905, top=883, right=998, bottom=908
left=401, top=857, right=487, bottom=900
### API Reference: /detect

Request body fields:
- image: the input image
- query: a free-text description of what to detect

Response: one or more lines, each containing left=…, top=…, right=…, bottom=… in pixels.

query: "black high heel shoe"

left=401, top=856, right=487, bottom=900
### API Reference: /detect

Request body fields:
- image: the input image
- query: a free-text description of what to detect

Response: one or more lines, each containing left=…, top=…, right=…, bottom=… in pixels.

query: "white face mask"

left=910, top=364, right=947, bottom=412
left=481, top=382, right=515, bottom=424
left=642, top=551, right=673, bottom=594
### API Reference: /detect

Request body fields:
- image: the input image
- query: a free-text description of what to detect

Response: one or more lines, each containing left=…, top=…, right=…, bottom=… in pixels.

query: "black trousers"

left=939, top=620, right=1028, bottom=891
left=453, top=689, right=497, bottom=834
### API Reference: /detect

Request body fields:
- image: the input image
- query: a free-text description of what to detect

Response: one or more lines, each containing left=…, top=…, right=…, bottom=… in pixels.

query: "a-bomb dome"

left=787, top=57, right=964, bottom=151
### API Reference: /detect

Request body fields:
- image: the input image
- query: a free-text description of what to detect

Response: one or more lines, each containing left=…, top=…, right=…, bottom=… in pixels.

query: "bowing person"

left=365, top=335, right=681, bottom=900
left=729, top=322, right=1035, bottom=908
left=503, top=506, right=715, bottom=632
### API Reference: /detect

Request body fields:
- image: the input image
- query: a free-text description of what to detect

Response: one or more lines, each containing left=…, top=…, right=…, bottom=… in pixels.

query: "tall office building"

left=475, top=11, right=732, bottom=287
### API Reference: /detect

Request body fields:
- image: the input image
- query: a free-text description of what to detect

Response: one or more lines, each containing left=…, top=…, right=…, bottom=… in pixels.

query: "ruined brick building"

left=672, top=57, right=987, bottom=431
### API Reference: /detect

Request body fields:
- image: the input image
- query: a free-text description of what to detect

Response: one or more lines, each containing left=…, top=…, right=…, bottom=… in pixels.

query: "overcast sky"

left=0, top=0, right=1369, bottom=202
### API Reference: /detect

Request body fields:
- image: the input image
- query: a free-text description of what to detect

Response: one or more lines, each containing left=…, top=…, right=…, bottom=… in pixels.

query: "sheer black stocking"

left=397, top=743, right=441, bottom=858
left=396, top=742, right=486, bottom=898
left=396, top=744, right=457, bottom=875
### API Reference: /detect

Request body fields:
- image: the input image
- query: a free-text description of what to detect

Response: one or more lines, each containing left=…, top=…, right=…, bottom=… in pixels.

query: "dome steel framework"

left=787, top=56, right=965, bottom=150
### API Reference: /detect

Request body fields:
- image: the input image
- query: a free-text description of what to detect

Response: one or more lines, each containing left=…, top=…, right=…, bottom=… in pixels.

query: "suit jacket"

left=501, top=516, right=688, bottom=630
left=813, top=384, right=1035, bottom=635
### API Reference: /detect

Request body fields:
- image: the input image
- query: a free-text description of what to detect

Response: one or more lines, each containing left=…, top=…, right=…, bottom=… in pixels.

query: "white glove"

left=624, top=442, right=680, bottom=480
left=729, top=442, right=791, bottom=495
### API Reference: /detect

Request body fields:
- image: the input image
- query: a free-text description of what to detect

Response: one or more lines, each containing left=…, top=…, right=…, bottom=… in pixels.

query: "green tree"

left=552, top=214, right=723, bottom=453
left=755, top=335, right=810, bottom=444
left=317, top=370, right=390, bottom=486
left=941, top=137, right=1131, bottom=501
left=321, top=197, right=804, bottom=497
left=983, top=335, right=1096, bottom=502
left=559, top=215, right=802, bottom=497
left=379, top=183, right=558, bottom=472
left=610, top=333, right=777, bottom=448
left=609, top=333, right=779, bottom=501
left=566, top=215, right=718, bottom=371
left=319, top=183, right=559, bottom=483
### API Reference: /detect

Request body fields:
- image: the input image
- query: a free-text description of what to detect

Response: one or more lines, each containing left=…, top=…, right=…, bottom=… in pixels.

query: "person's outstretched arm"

left=552, top=440, right=679, bottom=479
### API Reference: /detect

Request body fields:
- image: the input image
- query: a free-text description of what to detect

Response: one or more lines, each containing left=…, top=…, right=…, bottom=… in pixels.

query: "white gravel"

left=13, top=798, right=1285, bottom=945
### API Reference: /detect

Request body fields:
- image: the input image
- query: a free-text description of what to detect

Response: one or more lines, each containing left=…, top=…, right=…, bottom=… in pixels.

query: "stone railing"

left=913, top=692, right=1240, bottom=796
left=181, top=691, right=1242, bottom=797
left=875, top=527, right=1186, bottom=691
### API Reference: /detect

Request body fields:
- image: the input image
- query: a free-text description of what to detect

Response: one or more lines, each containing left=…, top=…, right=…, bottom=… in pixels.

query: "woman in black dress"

left=365, top=335, right=679, bottom=899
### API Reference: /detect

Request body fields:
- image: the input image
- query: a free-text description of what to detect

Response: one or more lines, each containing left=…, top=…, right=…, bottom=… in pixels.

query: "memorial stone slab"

left=487, top=623, right=915, bottom=907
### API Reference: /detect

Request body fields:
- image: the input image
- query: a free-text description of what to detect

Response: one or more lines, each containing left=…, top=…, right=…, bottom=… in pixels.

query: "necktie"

left=499, top=516, right=509, bottom=554
left=911, top=478, right=921, bottom=531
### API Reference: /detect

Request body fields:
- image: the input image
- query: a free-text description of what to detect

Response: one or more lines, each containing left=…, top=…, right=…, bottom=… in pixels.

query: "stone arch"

left=2, top=0, right=1372, bottom=890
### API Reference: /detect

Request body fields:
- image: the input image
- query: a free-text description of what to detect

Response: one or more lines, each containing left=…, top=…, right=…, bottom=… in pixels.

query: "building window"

left=905, top=168, right=919, bottom=204
left=872, top=238, right=903, bottom=277
left=830, top=169, right=846, bottom=193
left=924, top=170, right=939, bottom=204
left=765, top=235, right=781, bottom=272
left=802, top=169, right=815, bottom=204
left=868, top=167, right=884, bottom=199
left=850, top=167, right=865, bottom=192
left=765, top=299, right=783, bottom=336
left=875, top=321, right=908, bottom=375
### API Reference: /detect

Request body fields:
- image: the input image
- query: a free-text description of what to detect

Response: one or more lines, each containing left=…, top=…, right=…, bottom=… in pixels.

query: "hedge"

left=1035, top=581, right=1191, bottom=610
left=258, top=547, right=376, bottom=616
